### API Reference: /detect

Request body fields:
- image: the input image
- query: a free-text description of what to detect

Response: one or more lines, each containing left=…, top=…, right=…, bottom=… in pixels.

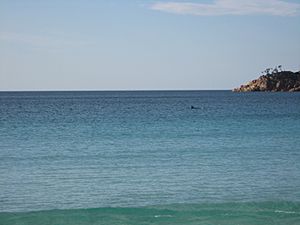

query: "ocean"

left=0, top=91, right=300, bottom=224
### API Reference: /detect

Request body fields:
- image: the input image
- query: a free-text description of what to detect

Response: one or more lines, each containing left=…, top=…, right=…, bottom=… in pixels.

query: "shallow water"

left=1, top=202, right=300, bottom=225
left=0, top=91, right=300, bottom=223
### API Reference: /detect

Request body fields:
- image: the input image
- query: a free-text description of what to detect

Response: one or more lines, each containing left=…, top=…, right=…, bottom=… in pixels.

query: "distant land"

left=234, top=67, right=300, bottom=92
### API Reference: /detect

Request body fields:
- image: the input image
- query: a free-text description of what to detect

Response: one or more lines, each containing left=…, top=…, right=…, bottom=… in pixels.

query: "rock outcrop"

left=233, top=71, right=300, bottom=92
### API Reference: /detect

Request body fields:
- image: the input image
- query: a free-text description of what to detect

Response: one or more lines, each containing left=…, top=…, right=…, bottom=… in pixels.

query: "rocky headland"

left=233, top=69, right=300, bottom=92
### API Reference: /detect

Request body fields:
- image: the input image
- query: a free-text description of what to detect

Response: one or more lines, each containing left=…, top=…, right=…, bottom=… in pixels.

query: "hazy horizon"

left=1, top=0, right=300, bottom=91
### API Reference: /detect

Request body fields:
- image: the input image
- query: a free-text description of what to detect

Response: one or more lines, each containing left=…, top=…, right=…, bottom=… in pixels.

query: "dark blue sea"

left=0, top=91, right=300, bottom=224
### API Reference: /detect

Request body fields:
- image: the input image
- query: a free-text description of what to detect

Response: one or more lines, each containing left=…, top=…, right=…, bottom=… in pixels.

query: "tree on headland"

left=272, top=67, right=278, bottom=74
left=262, top=65, right=285, bottom=76
left=264, top=68, right=272, bottom=75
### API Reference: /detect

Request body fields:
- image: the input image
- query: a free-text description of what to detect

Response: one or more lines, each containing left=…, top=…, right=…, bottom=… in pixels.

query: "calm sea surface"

left=0, top=91, right=300, bottom=224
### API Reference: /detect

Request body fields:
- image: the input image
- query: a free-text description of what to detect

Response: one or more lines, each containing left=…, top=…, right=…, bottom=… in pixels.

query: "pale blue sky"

left=1, top=0, right=300, bottom=90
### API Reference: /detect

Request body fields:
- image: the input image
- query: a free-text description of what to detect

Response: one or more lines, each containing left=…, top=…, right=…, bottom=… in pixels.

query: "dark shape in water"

left=191, top=105, right=201, bottom=109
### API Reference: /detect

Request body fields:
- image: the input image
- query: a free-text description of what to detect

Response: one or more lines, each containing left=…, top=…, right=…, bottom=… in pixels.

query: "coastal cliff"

left=233, top=70, right=300, bottom=92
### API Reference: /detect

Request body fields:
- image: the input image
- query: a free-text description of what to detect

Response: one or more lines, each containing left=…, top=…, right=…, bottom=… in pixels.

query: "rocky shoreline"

left=233, top=70, right=300, bottom=92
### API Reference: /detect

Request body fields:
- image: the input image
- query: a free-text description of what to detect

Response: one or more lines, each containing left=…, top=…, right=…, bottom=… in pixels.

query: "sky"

left=0, top=0, right=300, bottom=91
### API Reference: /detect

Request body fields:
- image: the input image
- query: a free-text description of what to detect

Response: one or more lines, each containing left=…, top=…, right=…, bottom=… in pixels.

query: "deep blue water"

left=0, top=91, right=300, bottom=224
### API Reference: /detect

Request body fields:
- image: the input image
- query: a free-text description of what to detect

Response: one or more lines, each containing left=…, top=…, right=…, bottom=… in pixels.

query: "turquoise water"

left=1, top=202, right=300, bottom=225
left=0, top=91, right=300, bottom=224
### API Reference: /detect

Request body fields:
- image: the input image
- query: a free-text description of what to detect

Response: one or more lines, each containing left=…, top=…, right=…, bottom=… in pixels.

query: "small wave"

left=154, top=214, right=173, bottom=218
left=275, top=210, right=298, bottom=214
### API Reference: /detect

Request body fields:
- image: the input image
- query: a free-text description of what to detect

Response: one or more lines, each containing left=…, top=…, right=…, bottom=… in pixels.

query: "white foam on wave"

left=154, top=215, right=173, bottom=218
left=275, top=210, right=298, bottom=214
